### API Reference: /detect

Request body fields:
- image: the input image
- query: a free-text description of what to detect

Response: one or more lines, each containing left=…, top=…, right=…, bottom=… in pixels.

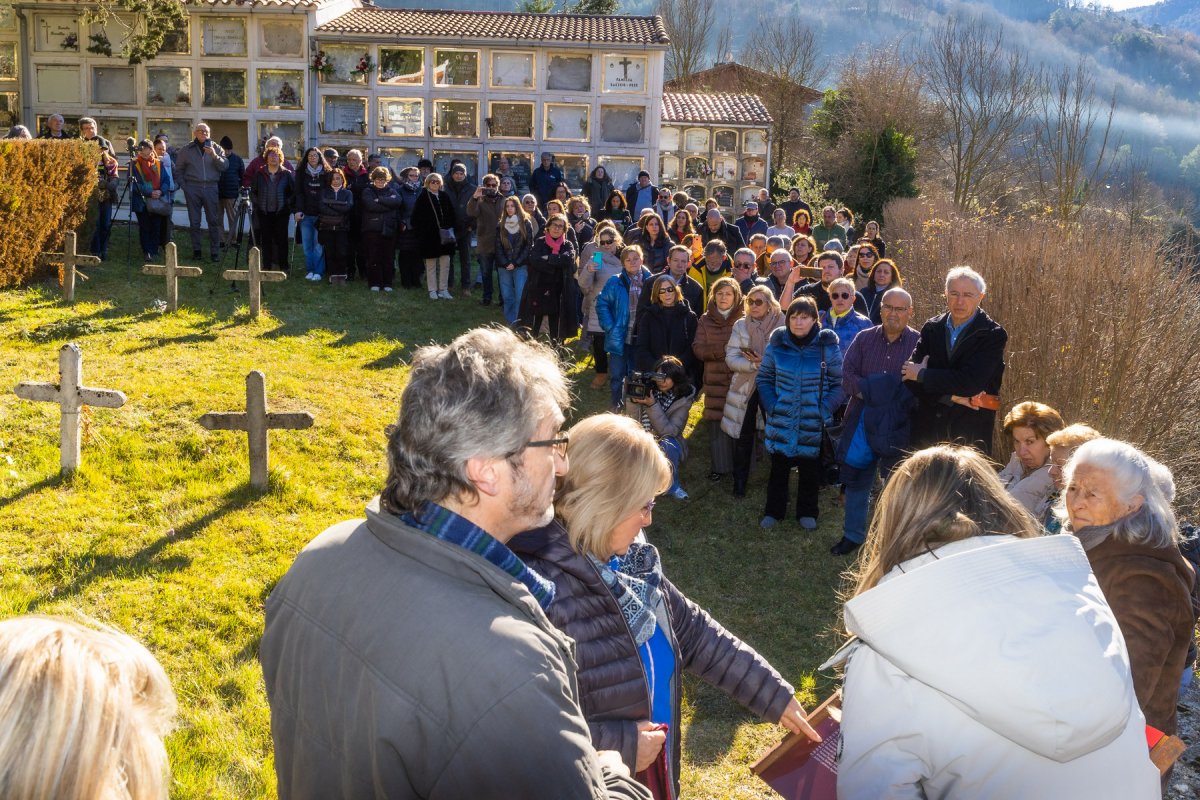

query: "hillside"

left=1126, top=0, right=1200, bottom=37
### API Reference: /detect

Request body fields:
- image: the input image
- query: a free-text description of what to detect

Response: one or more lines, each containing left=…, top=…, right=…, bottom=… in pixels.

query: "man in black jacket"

left=779, top=188, right=810, bottom=228
left=624, top=170, right=658, bottom=219
left=902, top=266, right=1007, bottom=456
left=698, top=208, right=745, bottom=252
left=445, top=163, right=477, bottom=297
left=638, top=245, right=703, bottom=315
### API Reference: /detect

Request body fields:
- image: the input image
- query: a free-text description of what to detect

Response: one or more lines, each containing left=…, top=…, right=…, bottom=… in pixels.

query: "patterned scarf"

left=589, top=542, right=664, bottom=646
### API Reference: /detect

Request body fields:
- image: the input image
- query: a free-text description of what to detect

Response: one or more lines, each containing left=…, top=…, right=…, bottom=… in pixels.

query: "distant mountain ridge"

left=1124, top=0, right=1200, bottom=37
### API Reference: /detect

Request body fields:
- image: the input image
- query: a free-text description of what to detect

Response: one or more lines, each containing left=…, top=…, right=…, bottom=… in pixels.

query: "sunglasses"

left=599, top=238, right=616, bottom=245
left=748, top=298, right=766, bottom=307
left=658, top=287, right=675, bottom=294
left=860, top=252, right=876, bottom=259
left=830, top=292, right=852, bottom=300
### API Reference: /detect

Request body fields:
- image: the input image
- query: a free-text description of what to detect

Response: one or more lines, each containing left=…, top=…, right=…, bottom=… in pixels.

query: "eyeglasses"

left=748, top=298, right=767, bottom=307
left=734, top=261, right=755, bottom=269
left=598, top=238, right=616, bottom=245
left=881, top=304, right=910, bottom=313
left=830, top=292, right=852, bottom=300
left=523, top=435, right=570, bottom=459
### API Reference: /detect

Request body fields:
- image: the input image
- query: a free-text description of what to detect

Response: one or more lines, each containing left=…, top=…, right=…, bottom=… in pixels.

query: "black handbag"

left=428, top=192, right=455, bottom=245
left=818, top=345, right=843, bottom=484
left=144, top=194, right=172, bottom=217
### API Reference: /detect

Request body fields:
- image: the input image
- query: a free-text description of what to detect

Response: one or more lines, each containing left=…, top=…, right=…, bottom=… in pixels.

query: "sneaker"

left=310, top=274, right=323, bottom=282
left=438, top=289, right=453, bottom=300
left=429, top=290, right=439, bottom=300
left=830, top=537, right=862, bottom=556
left=370, top=286, right=381, bottom=292
left=667, top=486, right=689, bottom=501
left=760, top=516, right=780, bottom=530
left=383, top=286, right=393, bottom=293
left=305, top=272, right=315, bottom=280
left=799, top=516, right=818, bottom=530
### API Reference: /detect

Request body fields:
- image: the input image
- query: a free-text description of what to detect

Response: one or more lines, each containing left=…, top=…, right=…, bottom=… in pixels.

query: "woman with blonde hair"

left=997, top=400, right=1065, bottom=518
left=410, top=172, right=459, bottom=300
left=0, top=615, right=177, bottom=800
left=832, top=445, right=1161, bottom=799
left=723, top=284, right=784, bottom=497
left=510, top=414, right=818, bottom=798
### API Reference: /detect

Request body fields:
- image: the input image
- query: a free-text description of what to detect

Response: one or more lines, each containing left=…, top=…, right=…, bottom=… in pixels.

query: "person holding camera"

left=757, top=295, right=843, bottom=529
left=597, top=245, right=653, bottom=411
left=467, top=173, right=505, bottom=306
left=627, top=356, right=695, bottom=500
left=174, top=123, right=227, bottom=262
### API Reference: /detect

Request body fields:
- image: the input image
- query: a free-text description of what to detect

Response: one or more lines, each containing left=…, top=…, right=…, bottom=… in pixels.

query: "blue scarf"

left=589, top=542, right=664, bottom=646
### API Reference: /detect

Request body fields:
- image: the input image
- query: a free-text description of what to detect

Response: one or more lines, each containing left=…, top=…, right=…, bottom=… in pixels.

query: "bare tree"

left=920, top=15, right=1040, bottom=211
left=739, top=18, right=828, bottom=173
left=1026, top=59, right=1116, bottom=222
left=656, top=0, right=716, bottom=82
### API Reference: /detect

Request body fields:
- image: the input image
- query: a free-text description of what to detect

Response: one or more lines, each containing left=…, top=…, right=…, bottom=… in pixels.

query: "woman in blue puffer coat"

left=756, top=295, right=843, bottom=530
left=596, top=244, right=653, bottom=411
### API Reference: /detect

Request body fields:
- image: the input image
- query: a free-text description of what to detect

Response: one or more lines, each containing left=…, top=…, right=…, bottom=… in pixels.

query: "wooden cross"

left=38, top=232, right=101, bottom=303
left=142, top=243, right=203, bottom=312
left=198, top=370, right=313, bottom=490
left=222, top=247, right=286, bottom=319
left=13, top=343, right=127, bottom=474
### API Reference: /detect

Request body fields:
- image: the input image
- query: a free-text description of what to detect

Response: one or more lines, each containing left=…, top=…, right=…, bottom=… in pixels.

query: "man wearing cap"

left=530, top=152, right=564, bottom=210
left=624, top=170, right=658, bottom=220
left=780, top=188, right=811, bottom=230
left=216, top=135, right=245, bottom=248
left=445, top=163, right=477, bottom=297
left=735, top=201, right=769, bottom=243
left=699, top=207, right=745, bottom=252
left=653, top=188, right=676, bottom=223
left=417, top=158, right=434, bottom=183
left=174, top=122, right=228, bottom=261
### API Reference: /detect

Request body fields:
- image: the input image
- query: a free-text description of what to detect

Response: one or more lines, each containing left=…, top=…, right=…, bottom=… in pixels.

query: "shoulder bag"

left=429, top=192, right=455, bottom=245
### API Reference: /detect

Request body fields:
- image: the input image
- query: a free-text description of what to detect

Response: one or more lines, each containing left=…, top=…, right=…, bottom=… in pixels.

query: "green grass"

left=0, top=227, right=849, bottom=799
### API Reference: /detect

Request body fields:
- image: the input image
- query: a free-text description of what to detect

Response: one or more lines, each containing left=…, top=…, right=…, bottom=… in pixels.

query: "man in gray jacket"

left=260, top=326, right=651, bottom=800
left=466, top=172, right=505, bottom=306
left=173, top=122, right=228, bottom=261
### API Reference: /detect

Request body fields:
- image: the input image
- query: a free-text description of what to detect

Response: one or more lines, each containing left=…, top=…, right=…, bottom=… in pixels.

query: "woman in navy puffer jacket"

left=756, top=295, right=843, bottom=530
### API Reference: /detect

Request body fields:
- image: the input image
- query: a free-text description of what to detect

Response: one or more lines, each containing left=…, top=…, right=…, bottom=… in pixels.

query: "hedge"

left=0, top=140, right=98, bottom=288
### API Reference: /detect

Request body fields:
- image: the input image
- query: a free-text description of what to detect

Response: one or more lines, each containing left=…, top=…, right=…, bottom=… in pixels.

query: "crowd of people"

left=5, top=130, right=1200, bottom=799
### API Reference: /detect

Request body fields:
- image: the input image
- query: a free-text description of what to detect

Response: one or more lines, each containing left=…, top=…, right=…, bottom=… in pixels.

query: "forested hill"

left=1125, top=0, right=1200, bottom=37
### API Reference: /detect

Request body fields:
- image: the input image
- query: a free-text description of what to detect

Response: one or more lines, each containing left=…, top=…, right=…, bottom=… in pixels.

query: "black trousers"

left=531, top=313, right=561, bottom=343
left=591, top=332, right=609, bottom=373
left=319, top=228, right=350, bottom=277
left=363, top=231, right=395, bottom=288
left=733, top=389, right=762, bottom=483
left=254, top=209, right=290, bottom=270
left=764, top=452, right=822, bottom=521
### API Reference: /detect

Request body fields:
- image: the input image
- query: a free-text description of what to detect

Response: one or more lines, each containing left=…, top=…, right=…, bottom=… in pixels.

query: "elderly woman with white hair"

left=1061, top=438, right=1199, bottom=740
left=510, top=414, right=819, bottom=798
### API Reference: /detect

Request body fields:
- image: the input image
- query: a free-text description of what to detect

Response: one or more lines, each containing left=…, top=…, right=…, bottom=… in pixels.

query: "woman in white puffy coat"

left=722, top=284, right=784, bottom=498
left=828, top=445, right=1160, bottom=800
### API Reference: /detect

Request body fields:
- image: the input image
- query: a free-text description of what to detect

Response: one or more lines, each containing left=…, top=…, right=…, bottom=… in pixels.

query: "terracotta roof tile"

left=316, top=8, right=670, bottom=44
left=660, top=92, right=773, bottom=125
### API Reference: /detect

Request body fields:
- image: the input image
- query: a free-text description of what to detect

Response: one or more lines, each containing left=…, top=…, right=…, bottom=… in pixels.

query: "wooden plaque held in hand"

left=751, top=690, right=841, bottom=800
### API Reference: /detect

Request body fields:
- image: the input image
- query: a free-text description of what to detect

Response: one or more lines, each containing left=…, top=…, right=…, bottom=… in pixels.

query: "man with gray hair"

left=260, top=326, right=651, bottom=800
left=832, top=287, right=920, bottom=556
left=38, top=113, right=75, bottom=140
left=173, top=122, right=228, bottom=261
left=902, top=266, right=1007, bottom=456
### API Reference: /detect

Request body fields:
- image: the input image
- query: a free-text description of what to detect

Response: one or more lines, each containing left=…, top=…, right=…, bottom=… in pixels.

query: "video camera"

left=623, top=371, right=666, bottom=401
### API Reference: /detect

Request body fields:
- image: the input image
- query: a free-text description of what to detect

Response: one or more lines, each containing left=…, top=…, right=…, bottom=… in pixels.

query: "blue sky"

left=1094, top=0, right=1155, bottom=9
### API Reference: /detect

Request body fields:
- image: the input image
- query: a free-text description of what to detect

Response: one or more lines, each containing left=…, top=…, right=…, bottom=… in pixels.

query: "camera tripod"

left=225, top=188, right=258, bottom=290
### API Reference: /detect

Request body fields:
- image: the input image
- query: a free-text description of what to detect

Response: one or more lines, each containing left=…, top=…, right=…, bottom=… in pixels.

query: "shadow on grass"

left=0, top=473, right=66, bottom=507
left=27, top=484, right=263, bottom=610
left=363, top=345, right=408, bottom=371
left=123, top=331, right=221, bottom=353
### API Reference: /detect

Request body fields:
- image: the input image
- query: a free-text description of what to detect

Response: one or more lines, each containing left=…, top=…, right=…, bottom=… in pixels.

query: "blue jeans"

left=607, top=349, right=635, bottom=408
left=91, top=201, right=113, bottom=259
left=477, top=252, right=498, bottom=303
left=300, top=215, right=326, bottom=275
left=841, top=456, right=900, bottom=544
left=498, top=265, right=527, bottom=324
left=659, top=436, right=685, bottom=494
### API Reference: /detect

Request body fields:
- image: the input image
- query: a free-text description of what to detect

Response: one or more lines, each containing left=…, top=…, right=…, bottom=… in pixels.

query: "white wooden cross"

left=198, top=370, right=313, bottom=490
left=142, top=243, right=203, bottom=312
left=13, top=342, right=127, bottom=474
left=221, top=247, right=286, bottom=319
left=38, top=232, right=101, bottom=303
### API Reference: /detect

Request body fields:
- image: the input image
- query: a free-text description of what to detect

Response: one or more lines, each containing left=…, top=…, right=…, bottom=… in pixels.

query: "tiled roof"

left=661, top=93, right=773, bottom=125
left=315, top=8, right=670, bottom=44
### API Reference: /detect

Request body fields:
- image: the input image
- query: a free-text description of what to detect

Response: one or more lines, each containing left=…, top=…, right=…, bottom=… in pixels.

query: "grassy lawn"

left=0, top=227, right=849, bottom=799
